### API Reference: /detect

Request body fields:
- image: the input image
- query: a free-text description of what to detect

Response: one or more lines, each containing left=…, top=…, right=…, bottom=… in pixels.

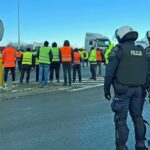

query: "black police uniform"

left=104, top=41, right=148, bottom=150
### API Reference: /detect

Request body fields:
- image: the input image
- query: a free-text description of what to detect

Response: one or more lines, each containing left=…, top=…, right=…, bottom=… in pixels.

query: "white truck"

left=0, top=20, right=4, bottom=41
left=85, top=32, right=110, bottom=53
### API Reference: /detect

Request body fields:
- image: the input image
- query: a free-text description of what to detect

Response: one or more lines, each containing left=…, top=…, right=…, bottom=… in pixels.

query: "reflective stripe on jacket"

left=73, top=52, right=81, bottom=64
left=51, top=47, right=60, bottom=62
left=22, top=52, right=32, bottom=65
left=39, top=47, right=50, bottom=64
left=2, top=46, right=16, bottom=67
left=61, top=46, right=72, bottom=62
left=96, top=50, right=102, bottom=62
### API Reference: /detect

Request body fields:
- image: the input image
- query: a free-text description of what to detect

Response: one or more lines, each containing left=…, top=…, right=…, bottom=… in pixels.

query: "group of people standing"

left=1, top=40, right=106, bottom=88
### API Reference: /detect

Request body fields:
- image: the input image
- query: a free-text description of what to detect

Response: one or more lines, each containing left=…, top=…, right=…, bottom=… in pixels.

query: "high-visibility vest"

left=22, top=52, right=32, bottom=65
left=35, top=57, right=39, bottom=65
left=39, top=46, right=50, bottom=64
left=84, top=51, right=89, bottom=59
left=79, top=51, right=84, bottom=59
left=89, top=49, right=97, bottom=63
left=104, top=43, right=114, bottom=64
left=2, top=46, right=16, bottom=68
left=61, top=46, right=72, bottom=62
left=50, top=47, right=60, bottom=62
left=73, top=52, right=81, bottom=64
left=96, top=50, right=102, bottom=62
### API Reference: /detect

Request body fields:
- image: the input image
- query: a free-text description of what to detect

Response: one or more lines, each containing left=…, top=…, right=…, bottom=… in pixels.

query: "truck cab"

left=85, top=32, right=110, bottom=54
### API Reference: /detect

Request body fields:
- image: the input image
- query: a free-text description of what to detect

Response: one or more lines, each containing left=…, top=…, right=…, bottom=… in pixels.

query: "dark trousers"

left=4, top=67, right=15, bottom=83
left=20, top=65, right=31, bottom=83
left=17, top=60, right=21, bottom=71
left=73, top=64, right=81, bottom=82
left=97, top=61, right=101, bottom=75
left=111, top=87, right=146, bottom=149
left=90, top=64, right=97, bottom=79
left=84, top=59, right=88, bottom=67
left=62, top=62, right=72, bottom=85
left=50, top=62, right=60, bottom=81
left=36, top=65, right=39, bottom=82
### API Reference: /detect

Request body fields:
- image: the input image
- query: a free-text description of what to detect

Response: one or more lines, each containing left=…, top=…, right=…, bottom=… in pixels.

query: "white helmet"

left=146, top=31, right=150, bottom=41
left=115, top=26, right=138, bottom=43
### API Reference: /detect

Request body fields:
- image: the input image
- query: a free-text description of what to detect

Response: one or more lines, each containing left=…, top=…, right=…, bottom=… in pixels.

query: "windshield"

left=97, top=40, right=110, bottom=47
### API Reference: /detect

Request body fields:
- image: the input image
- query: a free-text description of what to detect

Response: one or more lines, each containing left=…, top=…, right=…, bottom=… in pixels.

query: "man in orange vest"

left=2, top=45, right=16, bottom=86
left=96, top=48, right=103, bottom=75
left=72, top=48, right=82, bottom=83
left=60, top=40, right=73, bottom=86
left=16, top=49, right=23, bottom=71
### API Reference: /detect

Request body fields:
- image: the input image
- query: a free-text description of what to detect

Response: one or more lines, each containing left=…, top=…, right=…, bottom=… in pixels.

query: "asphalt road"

left=0, top=86, right=149, bottom=150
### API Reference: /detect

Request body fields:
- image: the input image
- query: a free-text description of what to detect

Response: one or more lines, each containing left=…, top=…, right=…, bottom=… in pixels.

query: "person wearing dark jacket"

left=104, top=26, right=148, bottom=150
left=72, top=48, right=82, bottom=83
left=60, top=40, right=73, bottom=86
left=20, top=48, right=34, bottom=83
left=49, top=42, right=61, bottom=82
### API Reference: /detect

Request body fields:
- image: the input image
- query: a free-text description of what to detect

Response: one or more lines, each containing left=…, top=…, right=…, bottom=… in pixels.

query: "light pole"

left=17, top=0, right=20, bottom=49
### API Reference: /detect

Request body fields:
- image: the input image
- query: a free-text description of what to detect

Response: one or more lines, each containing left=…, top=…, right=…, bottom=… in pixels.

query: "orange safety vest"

left=2, top=46, right=16, bottom=68
left=61, top=46, right=72, bottom=62
left=16, top=51, right=22, bottom=58
left=74, top=52, right=81, bottom=64
left=96, top=50, right=102, bottom=62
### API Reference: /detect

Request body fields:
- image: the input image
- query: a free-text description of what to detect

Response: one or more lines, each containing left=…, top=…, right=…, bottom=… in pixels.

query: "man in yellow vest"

left=83, top=49, right=89, bottom=67
left=20, top=48, right=33, bottom=83
left=37, top=41, right=51, bottom=88
left=49, top=42, right=61, bottom=83
left=89, top=47, right=97, bottom=80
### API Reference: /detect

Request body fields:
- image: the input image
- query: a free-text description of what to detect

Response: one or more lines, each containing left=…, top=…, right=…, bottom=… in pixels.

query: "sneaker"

left=12, top=81, right=16, bottom=84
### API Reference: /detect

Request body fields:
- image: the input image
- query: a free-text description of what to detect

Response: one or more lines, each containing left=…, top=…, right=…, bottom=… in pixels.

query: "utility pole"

left=18, top=0, right=21, bottom=49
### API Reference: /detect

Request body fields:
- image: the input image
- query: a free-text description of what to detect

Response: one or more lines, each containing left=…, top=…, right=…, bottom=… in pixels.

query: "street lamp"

left=17, top=0, right=20, bottom=49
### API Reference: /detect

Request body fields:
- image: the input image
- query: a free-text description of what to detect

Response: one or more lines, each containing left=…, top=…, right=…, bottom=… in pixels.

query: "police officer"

left=145, top=31, right=150, bottom=90
left=145, top=31, right=150, bottom=146
left=104, top=26, right=148, bottom=150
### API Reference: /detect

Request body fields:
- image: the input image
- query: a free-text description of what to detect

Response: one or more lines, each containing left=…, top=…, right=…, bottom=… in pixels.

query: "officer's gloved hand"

left=105, top=93, right=111, bottom=101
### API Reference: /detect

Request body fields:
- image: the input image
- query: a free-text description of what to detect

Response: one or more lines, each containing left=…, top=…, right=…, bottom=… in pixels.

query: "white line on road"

left=67, top=83, right=103, bottom=92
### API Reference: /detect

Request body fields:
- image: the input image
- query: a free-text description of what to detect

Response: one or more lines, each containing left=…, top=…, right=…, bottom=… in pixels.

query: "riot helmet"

left=146, top=31, right=150, bottom=41
left=115, top=26, right=138, bottom=43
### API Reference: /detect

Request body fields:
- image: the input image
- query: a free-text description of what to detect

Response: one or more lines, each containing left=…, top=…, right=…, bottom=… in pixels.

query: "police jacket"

left=145, top=45, right=150, bottom=88
left=104, top=41, right=147, bottom=94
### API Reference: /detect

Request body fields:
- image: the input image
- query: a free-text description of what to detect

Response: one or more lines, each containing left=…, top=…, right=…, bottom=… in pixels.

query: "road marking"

left=67, top=83, right=103, bottom=92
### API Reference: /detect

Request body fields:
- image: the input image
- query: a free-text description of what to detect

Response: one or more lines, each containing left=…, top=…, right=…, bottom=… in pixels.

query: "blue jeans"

left=39, top=63, right=49, bottom=85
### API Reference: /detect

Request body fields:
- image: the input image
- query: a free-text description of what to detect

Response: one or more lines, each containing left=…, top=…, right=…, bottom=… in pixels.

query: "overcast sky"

left=0, top=0, right=149, bottom=47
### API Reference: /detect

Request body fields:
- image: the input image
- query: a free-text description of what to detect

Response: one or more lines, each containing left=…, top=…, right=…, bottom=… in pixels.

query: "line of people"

left=1, top=40, right=107, bottom=88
